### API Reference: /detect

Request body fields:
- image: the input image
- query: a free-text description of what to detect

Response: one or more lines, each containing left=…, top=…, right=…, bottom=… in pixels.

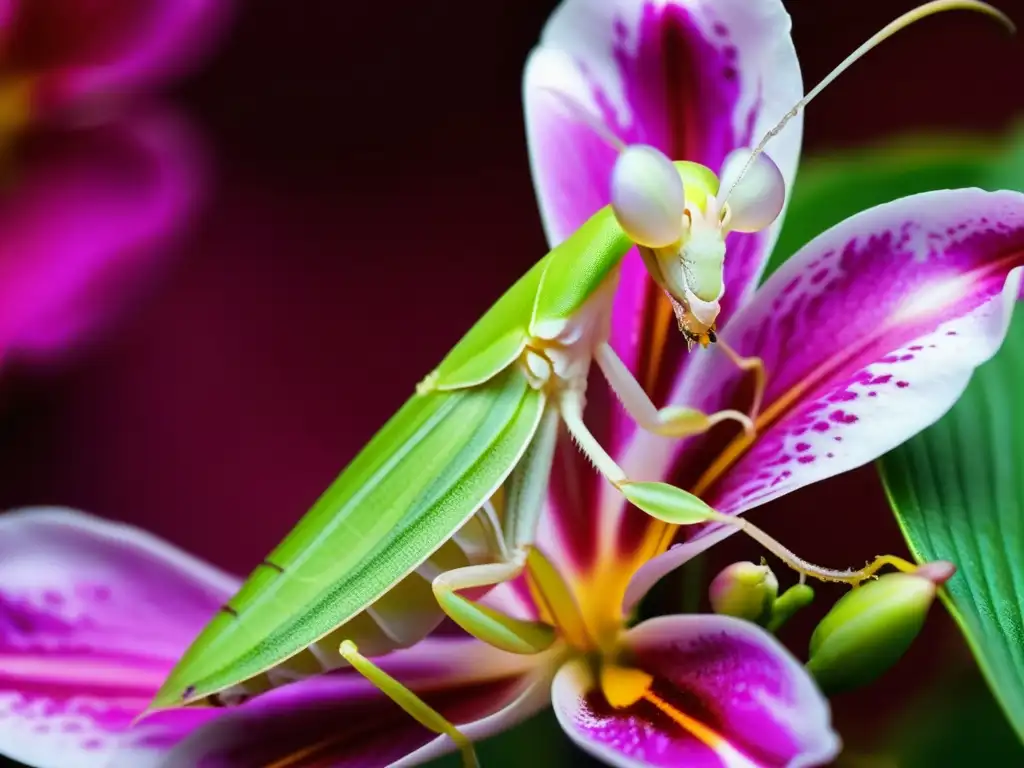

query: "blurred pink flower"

left=0, top=0, right=231, bottom=125
left=0, top=0, right=229, bottom=366
left=0, top=109, right=203, bottom=364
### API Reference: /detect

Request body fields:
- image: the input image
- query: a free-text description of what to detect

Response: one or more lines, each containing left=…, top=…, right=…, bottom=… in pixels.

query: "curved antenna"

left=721, top=0, right=1015, bottom=206
left=535, top=85, right=627, bottom=154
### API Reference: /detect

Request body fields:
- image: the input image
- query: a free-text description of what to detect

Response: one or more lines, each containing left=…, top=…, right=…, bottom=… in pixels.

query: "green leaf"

left=767, top=125, right=1024, bottom=281
left=880, top=309, right=1024, bottom=742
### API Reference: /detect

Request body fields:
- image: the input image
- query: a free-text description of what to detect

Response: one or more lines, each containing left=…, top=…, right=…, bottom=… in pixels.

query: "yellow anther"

left=600, top=663, right=654, bottom=709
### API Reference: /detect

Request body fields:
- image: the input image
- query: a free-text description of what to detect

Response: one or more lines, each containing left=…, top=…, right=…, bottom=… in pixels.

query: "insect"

left=147, top=0, right=1011, bottom=751
left=149, top=153, right=766, bottom=714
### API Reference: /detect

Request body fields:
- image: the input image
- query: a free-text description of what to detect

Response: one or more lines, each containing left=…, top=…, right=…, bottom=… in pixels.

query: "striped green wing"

left=152, top=365, right=544, bottom=708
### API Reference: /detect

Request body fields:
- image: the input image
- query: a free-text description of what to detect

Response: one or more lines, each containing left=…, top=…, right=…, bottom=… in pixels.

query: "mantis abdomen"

left=202, top=503, right=507, bottom=706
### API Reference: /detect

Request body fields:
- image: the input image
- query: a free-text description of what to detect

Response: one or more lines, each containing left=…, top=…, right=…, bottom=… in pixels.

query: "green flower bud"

left=807, top=562, right=955, bottom=694
left=709, top=561, right=779, bottom=625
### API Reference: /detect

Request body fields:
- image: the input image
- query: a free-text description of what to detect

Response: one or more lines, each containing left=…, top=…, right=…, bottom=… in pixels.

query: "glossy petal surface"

left=0, top=508, right=236, bottom=768
left=165, top=638, right=550, bottom=768
left=551, top=615, right=838, bottom=767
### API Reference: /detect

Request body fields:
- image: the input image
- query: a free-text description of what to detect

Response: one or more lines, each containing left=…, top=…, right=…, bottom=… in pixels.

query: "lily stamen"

left=525, top=547, right=596, bottom=652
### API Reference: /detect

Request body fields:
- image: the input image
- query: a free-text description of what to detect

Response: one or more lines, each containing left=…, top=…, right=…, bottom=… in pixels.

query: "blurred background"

left=1, top=0, right=1024, bottom=765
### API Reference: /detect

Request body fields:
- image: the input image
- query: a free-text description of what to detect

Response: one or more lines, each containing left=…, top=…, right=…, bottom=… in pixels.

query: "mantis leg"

left=338, top=640, right=479, bottom=768
left=433, top=405, right=560, bottom=655
left=594, top=343, right=754, bottom=438
left=715, top=337, right=766, bottom=422
left=432, top=551, right=558, bottom=654
left=559, top=392, right=914, bottom=588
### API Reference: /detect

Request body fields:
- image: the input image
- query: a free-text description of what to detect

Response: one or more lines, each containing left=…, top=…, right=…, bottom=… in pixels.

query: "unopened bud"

left=709, top=561, right=779, bottom=625
left=807, top=562, right=954, bottom=694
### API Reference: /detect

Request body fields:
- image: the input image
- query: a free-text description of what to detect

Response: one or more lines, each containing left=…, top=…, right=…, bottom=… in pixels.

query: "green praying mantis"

left=153, top=156, right=758, bottom=709
left=147, top=0, right=1012, bottom=757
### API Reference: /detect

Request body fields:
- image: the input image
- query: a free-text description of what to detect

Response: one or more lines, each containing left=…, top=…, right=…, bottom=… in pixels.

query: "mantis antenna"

left=721, top=0, right=1016, bottom=207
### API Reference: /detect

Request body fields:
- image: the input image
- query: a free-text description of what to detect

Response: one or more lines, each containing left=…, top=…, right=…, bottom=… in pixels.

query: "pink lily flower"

left=0, top=508, right=838, bottom=767
left=0, top=509, right=229, bottom=768
left=0, top=0, right=231, bottom=131
left=520, top=0, right=1024, bottom=612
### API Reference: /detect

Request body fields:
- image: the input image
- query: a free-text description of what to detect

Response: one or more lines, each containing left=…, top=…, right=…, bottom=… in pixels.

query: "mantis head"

left=610, top=143, right=784, bottom=348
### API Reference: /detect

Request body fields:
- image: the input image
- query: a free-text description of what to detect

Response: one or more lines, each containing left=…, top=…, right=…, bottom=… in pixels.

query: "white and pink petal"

left=686, top=189, right=1024, bottom=514
left=0, top=507, right=238, bottom=768
left=523, top=0, right=801, bottom=248
left=164, top=637, right=553, bottom=768
left=523, top=0, right=803, bottom=502
left=552, top=615, right=839, bottom=767
left=626, top=189, right=1024, bottom=601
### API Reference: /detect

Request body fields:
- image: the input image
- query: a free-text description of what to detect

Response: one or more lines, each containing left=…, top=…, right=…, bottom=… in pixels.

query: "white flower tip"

left=719, top=147, right=786, bottom=233
left=611, top=144, right=686, bottom=248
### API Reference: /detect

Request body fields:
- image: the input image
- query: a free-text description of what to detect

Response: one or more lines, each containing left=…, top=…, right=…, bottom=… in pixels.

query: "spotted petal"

left=0, top=507, right=238, bottom=768
left=165, top=637, right=551, bottom=768
left=524, top=0, right=802, bottom=397
left=626, top=189, right=1024, bottom=603
left=1, top=0, right=232, bottom=119
left=0, top=108, right=201, bottom=364
left=552, top=615, right=839, bottom=767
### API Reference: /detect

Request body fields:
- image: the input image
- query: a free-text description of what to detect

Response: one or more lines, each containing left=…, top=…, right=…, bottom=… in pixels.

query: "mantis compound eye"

left=717, top=148, right=786, bottom=234
left=611, top=144, right=686, bottom=248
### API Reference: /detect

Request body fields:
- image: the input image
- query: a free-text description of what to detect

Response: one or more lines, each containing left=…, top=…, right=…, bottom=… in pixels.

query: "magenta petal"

left=524, top=0, right=802, bottom=512
left=525, top=0, right=801, bottom=402
left=4, top=0, right=232, bottom=116
left=524, top=0, right=801, bottom=247
left=538, top=426, right=611, bottom=573
left=552, top=615, right=839, bottom=767
left=0, top=107, right=202, bottom=364
left=0, top=507, right=238, bottom=768
left=164, top=637, right=551, bottom=768
left=689, top=189, right=1024, bottom=512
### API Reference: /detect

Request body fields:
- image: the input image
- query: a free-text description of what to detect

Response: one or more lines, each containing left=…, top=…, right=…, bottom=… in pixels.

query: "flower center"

left=524, top=547, right=626, bottom=656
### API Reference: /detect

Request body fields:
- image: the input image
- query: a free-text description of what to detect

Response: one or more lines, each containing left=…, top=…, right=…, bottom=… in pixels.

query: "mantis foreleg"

left=715, top=337, right=767, bottom=422
left=558, top=391, right=913, bottom=588
left=432, top=552, right=558, bottom=654
left=337, top=640, right=480, bottom=768
left=595, top=343, right=754, bottom=438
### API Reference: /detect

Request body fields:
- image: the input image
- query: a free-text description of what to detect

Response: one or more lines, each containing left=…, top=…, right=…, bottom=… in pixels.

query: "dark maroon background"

left=0, top=0, right=1023, bottom=761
